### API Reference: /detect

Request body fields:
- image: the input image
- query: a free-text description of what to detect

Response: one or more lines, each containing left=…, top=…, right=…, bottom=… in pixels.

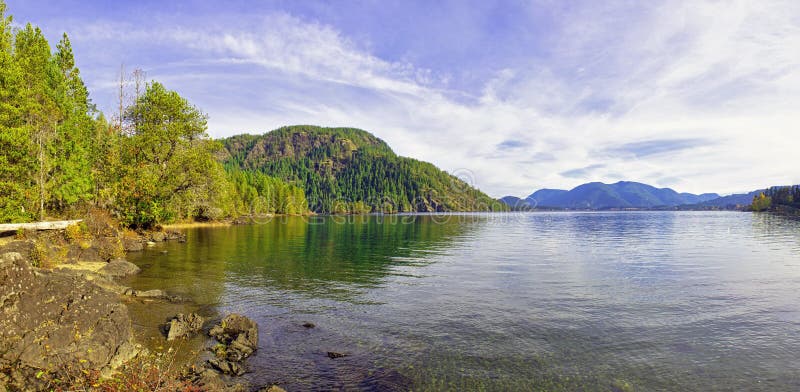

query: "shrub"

left=29, top=241, right=47, bottom=268
left=25, top=349, right=202, bottom=392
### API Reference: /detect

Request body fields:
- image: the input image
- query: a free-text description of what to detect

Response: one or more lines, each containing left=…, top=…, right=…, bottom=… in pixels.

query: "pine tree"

left=0, top=2, right=36, bottom=222
left=50, top=32, right=94, bottom=211
left=14, top=23, right=61, bottom=220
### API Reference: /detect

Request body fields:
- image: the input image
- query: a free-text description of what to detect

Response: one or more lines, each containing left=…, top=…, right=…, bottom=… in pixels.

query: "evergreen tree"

left=0, top=2, right=35, bottom=222
left=0, top=2, right=309, bottom=225
left=14, top=23, right=60, bottom=220
left=49, top=33, right=94, bottom=211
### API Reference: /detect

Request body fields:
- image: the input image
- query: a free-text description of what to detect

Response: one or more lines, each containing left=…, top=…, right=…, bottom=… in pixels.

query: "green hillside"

left=222, top=125, right=506, bottom=213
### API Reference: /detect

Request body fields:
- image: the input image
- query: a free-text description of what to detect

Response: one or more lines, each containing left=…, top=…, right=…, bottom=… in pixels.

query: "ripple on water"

left=125, top=212, right=800, bottom=390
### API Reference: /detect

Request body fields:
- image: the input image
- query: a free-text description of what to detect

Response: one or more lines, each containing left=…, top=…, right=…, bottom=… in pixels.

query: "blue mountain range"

left=502, top=181, right=722, bottom=210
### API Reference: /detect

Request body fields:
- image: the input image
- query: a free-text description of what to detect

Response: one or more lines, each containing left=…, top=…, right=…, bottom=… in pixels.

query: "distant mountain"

left=526, top=189, right=568, bottom=207
left=222, top=125, right=507, bottom=213
left=680, top=193, right=722, bottom=205
left=498, top=196, right=530, bottom=210
left=503, top=181, right=721, bottom=210
left=695, top=190, right=762, bottom=208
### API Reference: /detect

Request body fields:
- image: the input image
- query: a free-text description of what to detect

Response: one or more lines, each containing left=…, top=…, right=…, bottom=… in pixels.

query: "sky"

left=5, top=0, right=800, bottom=197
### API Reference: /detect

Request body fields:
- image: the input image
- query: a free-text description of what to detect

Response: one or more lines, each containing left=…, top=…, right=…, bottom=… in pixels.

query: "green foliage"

left=756, top=185, right=800, bottom=212
left=0, top=4, right=35, bottom=222
left=751, top=192, right=772, bottom=212
left=113, top=81, right=219, bottom=227
left=226, top=167, right=308, bottom=216
left=0, top=1, right=507, bottom=226
left=0, top=1, right=308, bottom=226
left=107, top=81, right=309, bottom=227
left=223, top=125, right=507, bottom=213
left=49, top=33, right=94, bottom=210
left=0, top=8, right=97, bottom=221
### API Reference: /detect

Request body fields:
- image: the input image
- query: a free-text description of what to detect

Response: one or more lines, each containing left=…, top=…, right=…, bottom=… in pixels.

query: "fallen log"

left=0, top=219, right=83, bottom=233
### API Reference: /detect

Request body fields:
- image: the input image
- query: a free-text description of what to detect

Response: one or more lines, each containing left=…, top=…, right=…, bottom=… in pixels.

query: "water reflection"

left=125, top=212, right=800, bottom=391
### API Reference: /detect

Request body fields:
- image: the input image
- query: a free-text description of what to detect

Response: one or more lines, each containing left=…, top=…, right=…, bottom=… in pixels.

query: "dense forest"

left=0, top=2, right=503, bottom=225
left=0, top=2, right=307, bottom=227
left=751, top=186, right=800, bottom=212
left=222, top=126, right=508, bottom=213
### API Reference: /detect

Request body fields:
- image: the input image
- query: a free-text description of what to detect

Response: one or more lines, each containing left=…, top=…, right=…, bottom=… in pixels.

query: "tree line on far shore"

left=751, top=185, right=800, bottom=212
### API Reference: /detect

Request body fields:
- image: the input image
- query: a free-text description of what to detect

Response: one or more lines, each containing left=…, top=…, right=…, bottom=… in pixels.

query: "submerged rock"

left=98, top=258, right=141, bottom=278
left=166, top=313, right=205, bottom=341
left=165, top=230, right=186, bottom=242
left=135, top=289, right=167, bottom=298
left=123, top=288, right=186, bottom=303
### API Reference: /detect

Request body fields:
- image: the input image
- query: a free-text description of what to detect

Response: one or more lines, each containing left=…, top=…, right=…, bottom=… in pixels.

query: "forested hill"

left=0, top=2, right=308, bottom=226
left=221, top=126, right=507, bottom=213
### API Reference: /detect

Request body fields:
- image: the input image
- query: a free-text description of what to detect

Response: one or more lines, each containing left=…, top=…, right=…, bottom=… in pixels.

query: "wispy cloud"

left=496, top=140, right=529, bottom=151
left=602, top=138, right=713, bottom=159
left=12, top=0, right=800, bottom=197
left=560, top=164, right=606, bottom=179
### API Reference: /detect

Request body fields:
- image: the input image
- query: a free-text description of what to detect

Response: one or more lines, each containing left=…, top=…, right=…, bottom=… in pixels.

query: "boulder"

left=1, top=252, right=22, bottom=262
left=122, top=237, right=144, bottom=252
left=150, top=231, right=167, bottom=242
left=66, top=244, right=104, bottom=263
left=193, top=368, right=228, bottom=390
left=225, top=334, right=255, bottom=361
left=206, top=314, right=259, bottom=377
left=86, top=274, right=131, bottom=295
left=258, top=386, right=288, bottom=392
left=98, top=258, right=141, bottom=278
left=0, top=241, right=34, bottom=263
left=207, top=358, right=246, bottom=376
left=92, top=236, right=124, bottom=261
left=182, top=365, right=251, bottom=391
left=166, top=313, right=205, bottom=341
left=209, top=314, right=258, bottom=350
left=0, top=252, right=136, bottom=379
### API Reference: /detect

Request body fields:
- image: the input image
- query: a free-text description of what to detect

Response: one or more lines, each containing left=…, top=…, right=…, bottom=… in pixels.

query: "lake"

left=125, top=212, right=800, bottom=391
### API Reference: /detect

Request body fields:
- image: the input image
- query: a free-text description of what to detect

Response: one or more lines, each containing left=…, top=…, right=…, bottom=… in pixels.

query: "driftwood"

left=0, top=220, right=82, bottom=233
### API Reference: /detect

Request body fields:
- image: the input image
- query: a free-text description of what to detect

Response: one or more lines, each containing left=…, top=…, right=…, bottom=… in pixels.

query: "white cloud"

left=64, top=1, right=800, bottom=197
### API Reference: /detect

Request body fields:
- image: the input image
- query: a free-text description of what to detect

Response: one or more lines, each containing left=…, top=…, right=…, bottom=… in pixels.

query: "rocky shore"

left=0, top=213, right=286, bottom=392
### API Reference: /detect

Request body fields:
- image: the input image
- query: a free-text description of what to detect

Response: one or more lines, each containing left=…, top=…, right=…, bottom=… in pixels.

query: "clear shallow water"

left=126, top=212, right=800, bottom=391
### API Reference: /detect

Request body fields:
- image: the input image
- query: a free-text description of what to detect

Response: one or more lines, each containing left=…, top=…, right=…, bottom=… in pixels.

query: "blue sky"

left=6, top=0, right=799, bottom=197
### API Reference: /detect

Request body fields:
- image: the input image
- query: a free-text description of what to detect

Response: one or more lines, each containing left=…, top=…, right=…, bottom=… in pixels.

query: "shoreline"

left=161, top=221, right=233, bottom=229
left=0, top=215, right=269, bottom=391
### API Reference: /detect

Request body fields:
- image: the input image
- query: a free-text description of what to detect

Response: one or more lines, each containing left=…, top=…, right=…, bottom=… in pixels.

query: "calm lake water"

left=125, top=212, right=800, bottom=391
